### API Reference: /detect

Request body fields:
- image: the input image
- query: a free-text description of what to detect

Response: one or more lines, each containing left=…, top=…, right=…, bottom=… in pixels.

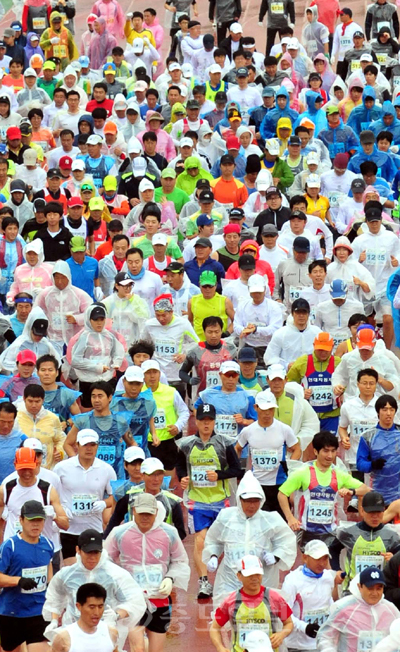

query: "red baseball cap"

left=68, top=196, right=83, bottom=208
left=226, top=135, right=240, bottom=150
left=7, top=126, right=21, bottom=140
left=59, top=155, right=73, bottom=170
left=223, top=224, right=241, bottom=235
left=16, top=350, right=37, bottom=364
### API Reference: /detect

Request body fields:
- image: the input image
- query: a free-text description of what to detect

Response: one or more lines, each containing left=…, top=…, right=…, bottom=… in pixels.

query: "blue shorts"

left=188, top=499, right=227, bottom=533
left=320, top=416, right=339, bottom=436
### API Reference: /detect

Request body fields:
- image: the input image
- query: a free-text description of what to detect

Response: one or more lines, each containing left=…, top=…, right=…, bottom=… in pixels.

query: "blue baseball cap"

left=238, top=347, right=257, bottom=362
left=196, top=213, right=214, bottom=227
left=79, top=56, right=90, bottom=67
left=0, top=144, right=8, bottom=154
left=330, top=279, right=348, bottom=299
left=103, top=62, right=117, bottom=74
left=359, top=567, right=386, bottom=587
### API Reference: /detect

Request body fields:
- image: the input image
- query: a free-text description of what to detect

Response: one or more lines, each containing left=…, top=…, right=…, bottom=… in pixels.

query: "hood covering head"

left=112, top=93, right=128, bottom=118
left=363, top=185, right=380, bottom=205
left=184, top=155, right=201, bottom=172
left=23, top=239, right=44, bottom=266
left=25, top=32, right=44, bottom=61
left=333, top=235, right=353, bottom=257
left=239, top=239, right=259, bottom=260
left=281, top=77, right=295, bottom=93
left=381, top=99, right=397, bottom=119
left=278, top=53, right=296, bottom=77
left=22, top=306, right=49, bottom=341
left=306, top=4, right=318, bottom=20
left=277, top=116, right=292, bottom=138
left=170, top=102, right=186, bottom=122
left=362, top=85, right=376, bottom=104
left=50, top=11, right=64, bottom=29
left=329, top=75, right=348, bottom=98
left=348, top=77, right=365, bottom=94
left=198, top=122, right=213, bottom=146
left=51, top=259, right=71, bottom=288
left=145, top=110, right=164, bottom=131
left=305, top=89, right=323, bottom=114
left=275, top=85, right=290, bottom=106
left=83, top=303, right=107, bottom=330
left=78, top=113, right=94, bottom=134
left=63, top=65, right=78, bottom=87
left=236, top=471, right=265, bottom=515
left=256, top=169, right=273, bottom=189
left=94, top=16, right=107, bottom=34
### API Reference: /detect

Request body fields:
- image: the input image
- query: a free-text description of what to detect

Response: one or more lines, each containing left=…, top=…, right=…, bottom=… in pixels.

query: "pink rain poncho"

left=91, top=0, right=124, bottom=40
left=87, top=16, right=118, bottom=71
left=313, top=52, right=337, bottom=93
left=6, top=240, right=53, bottom=302
left=136, top=110, right=176, bottom=161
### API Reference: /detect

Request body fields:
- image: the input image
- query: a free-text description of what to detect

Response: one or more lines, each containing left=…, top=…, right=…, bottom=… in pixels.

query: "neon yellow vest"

left=232, top=589, right=276, bottom=652
left=345, top=534, right=386, bottom=590
left=188, top=442, right=226, bottom=503
left=205, top=80, right=227, bottom=102
left=127, top=486, right=177, bottom=525
left=191, top=293, right=227, bottom=340
left=149, top=383, right=177, bottom=442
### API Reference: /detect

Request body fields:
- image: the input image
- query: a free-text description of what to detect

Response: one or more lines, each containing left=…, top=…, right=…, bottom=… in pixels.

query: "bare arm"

left=50, top=487, right=69, bottom=531
left=235, top=442, right=243, bottom=457
left=63, top=425, right=78, bottom=457
left=210, top=620, right=231, bottom=652
left=187, top=299, right=194, bottom=325
left=338, top=426, right=350, bottom=449
left=278, top=491, right=301, bottom=531
left=0, top=572, right=20, bottom=588
left=52, top=631, right=70, bottom=652
left=225, top=297, right=235, bottom=333
left=287, top=441, right=301, bottom=460
left=69, top=401, right=81, bottom=416
left=382, top=499, right=400, bottom=524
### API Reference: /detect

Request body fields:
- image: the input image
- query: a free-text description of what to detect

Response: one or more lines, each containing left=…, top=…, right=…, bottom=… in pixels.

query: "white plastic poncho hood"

left=327, top=235, right=376, bottom=300
left=202, top=470, right=296, bottom=607
left=23, top=238, right=44, bottom=266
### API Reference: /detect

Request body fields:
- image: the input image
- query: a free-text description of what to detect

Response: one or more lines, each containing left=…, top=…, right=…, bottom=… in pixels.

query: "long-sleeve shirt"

left=233, top=297, right=283, bottom=347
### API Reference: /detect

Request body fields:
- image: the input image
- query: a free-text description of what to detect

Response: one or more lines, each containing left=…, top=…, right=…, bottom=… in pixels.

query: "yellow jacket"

left=16, top=405, right=66, bottom=470
left=124, top=23, right=156, bottom=47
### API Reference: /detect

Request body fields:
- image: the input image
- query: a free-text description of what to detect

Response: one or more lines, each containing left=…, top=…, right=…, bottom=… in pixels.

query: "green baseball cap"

left=326, top=105, right=340, bottom=116
left=70, top=236, right=86, bottom=252
left=199, top=270, right=217, bottom=286
left=161, top=168, right=176, bottom=179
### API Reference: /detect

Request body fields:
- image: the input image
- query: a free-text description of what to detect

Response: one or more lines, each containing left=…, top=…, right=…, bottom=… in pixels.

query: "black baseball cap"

left=365, top=206, right=382, bottom=221
left=293, top=236, right=310, bottom=252
left=90, top=304, right=106, bottom=320
left=114, top=272, right=134, bottom=286
left=351, top=178, right=366, bottom=192
left=31, top=318, right=48, bottom=336
left=0, top=41, right=6, bottom=49
left=186, top=99, right=200, bottom=109
left=353, top=30, right=364, bottom=37
left=229, top=207, right=244, bottom=218
left=236, top=67, right=249, bottom=77
left=292, top=297, right=310, bottom=312
left=78, top=529, right=103, bottom=552
left=290, top=210, right=307, bottom=221
left=194, top=237, right=212, bottom=248
left=221, top=154, right=235, bottom=165
left=362, top=491, right=385, bottom=513
left=262, top=224, right=279, bottom=236
left=21, top=500, right=46, bottom=520
left=20, top=122, right=32, bottom=135
left=199, top=190, right=214, bottom=203
left=47, top=168, right=61, bottom=179
left=215, top=91, right=227, bottom=102
left=266, top=186, right=281, bottom=197
left=196, top=403, right=216, bottom=420
left=238, top=346, right=257, bottom=362
left=288, top=135, right=301, bottom=146
left=165, top=261, right=184, bottom=273
left=239, top=254, right=256, bottom=270
left=188, top=19, right=201, bottom=28
left=33, top=198, right=46, bottom=211
left=196, top=178, right=210, bottom=190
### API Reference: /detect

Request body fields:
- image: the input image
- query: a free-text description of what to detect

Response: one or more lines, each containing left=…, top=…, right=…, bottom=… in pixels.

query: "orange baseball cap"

left=314, top=332, right=334, bottom=351
left=104, top=121, right=118, bottom=134
left=356, top=327, right=376, bottom=350
left=15, top=447, right=37, bottom=469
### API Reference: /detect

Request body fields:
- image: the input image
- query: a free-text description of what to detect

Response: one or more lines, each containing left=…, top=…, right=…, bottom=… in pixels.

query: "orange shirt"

left=210, top=176, right=248, bottom=208
left=32, top=127, right=56, bottom=154
left=2, top=74, right=24, bottom=94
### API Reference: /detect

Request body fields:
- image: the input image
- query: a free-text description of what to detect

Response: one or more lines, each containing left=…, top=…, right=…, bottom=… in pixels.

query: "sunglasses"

left=223, top=371, right=239, bottom=378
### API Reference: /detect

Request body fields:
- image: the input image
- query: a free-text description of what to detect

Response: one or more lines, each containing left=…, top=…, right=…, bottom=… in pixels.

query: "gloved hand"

left=44, top=505, right=56, bottom=520
left=262, top=552, right=276, bottom=566
left=50, top=37, right=60, bottom=44
left=18, top=576, right=38, bottom=590
left=305, top=622, right=320, bottom=639
left=94, top=286, right=104, bottom=301
left=126, top=12, right=133, bottom=18
left=6, top=297, right=14, bottom=307
left=288, top=22, right=295, bottom=29
left=189, top=376, right=200, bottom=386
left=143, top=36, right=150, bottom=45
left=44, top=619, right=59, bottom=637
left=207, top=556, right=218, bottom=573
left=371, top=458, right=386, bottom=470
left=158, top=577, right=173, bottom=596
left=92, top=500, right=107, bottom=514
left=258, top=21, right=263, bottom=25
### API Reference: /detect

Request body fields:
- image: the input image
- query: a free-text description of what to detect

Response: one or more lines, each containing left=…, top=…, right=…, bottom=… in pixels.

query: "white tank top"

left=68, top=620, right=114, bottom=652
left=3, top=479, right=58, bottom=549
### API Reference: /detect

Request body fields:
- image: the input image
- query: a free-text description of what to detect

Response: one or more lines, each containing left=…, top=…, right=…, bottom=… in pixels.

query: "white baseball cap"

left=255, top=389, right=278, bottom=410
left=124, top=365, right=144, bottom=383
left=128, top=138, right=142, bottom=154
left=306, top=173, right=321, bottom=188
left=219, top=360, right=240, bottom=375
left=243, top=632, right=273, bottom=652
left=152, top=233, right=167, bottom=246
left=287, top=37, right=299, bottom=49
left=139, top=178, right=154, bottom=192
left=142, top=360, right=160, bottom=373
left=132, top=37, right=144, bottom=53
left=77, top=429, right=99, bottom=445
left=306, top=151, right=320, bottom=165
left=124, top=446, right=146, bottom=463
left=169, top=62, right=181, bottom=72
left=230, top=22, right=243, bottom=34
left=266, top=363, right=286, bottom=380
left=360, top=53, right=373, bottom=62
left=239, top=554, right=263, bottom=576
left=248, top=274, right=266, bottom=293
left=180, top=137, right=193, bottom=148
left=71, top=159, right=85, bottom=171
left=304, top=539, right=331, bottom=559
left=141, top=457, right=165, bottom=474
left=281, top=37, right=290, bottom=45
left=181, top=63, right=193, bottom=78
left=23, top=148, right=38, bottom=165
left=134, top=80, right=148, bottom=92
left=22, top=437, right=43, bottom=453
left=87, top=134, right=103, bottom=145
left=265, top=138, right=280, bottom=155
left=208, top=63, right=222, bottom=74
left=132, top=157, right=147, bottom=177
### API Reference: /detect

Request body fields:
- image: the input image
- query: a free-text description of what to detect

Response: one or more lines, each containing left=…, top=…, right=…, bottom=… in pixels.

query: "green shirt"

left=279, top=461, right=363, bottom=497
left=37, top=78, right=57, bottom=100
left=186, top=209, right=225, bottom=237
left=286, top=353, right=342, bottom=419
left=275, top=391, right=294, bottom=427
left=132, top=234, right=182, bottom=260
left=154, top=187, right=190, bottom=214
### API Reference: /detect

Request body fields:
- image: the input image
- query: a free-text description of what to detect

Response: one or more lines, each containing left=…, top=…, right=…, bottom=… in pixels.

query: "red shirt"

left=95, top=240, right=113, bottom=261
left=86, top=98, right=114, bottom=118
left=215, top=586, right=292, bottom=627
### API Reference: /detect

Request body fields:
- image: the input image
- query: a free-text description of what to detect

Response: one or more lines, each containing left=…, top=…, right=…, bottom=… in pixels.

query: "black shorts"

left=139, top=604, right=171, bottom=633
left=148, top=437, right=180, bottom=471
left=0, top=614, right=46, bottom=650
left=60, top=532, right=79, bottom=559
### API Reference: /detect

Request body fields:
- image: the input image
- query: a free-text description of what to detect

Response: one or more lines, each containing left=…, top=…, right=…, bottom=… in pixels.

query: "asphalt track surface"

left=0, top=0, right=377, bottom=647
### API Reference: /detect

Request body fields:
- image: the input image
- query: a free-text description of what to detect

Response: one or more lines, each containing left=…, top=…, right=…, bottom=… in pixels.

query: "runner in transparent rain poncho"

left=202, top=470, right=296, bottom=608
left=6, top=239, right=53, bottom=303
left=316, top=570, right=399, bottom=652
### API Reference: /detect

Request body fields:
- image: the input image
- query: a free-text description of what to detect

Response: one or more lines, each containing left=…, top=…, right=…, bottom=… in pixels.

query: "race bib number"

left=340, top=36, right=352, bottom=49
left=332, top=332, right=347, bottom=349
left=206, top=370, right=220, bottom=388
left=377, top=20, right=391, bottom=31
left=329, top=191, right=346, bottom=207
left=33, top=140, right=49, bottom=153
left=352, top=421, right=375, bottom=437
left=394, top=76, right=400, bottom=88
left=52, top=313, right=63, bottom=330
left=132, top=564, right=163, bottom=589
left=307, top=40, right=318, bottom=54
left=289, top=285, right=303, bottom=302
left=308, top=499, right=334, bottom=524
left=377, top=53, right=388, bottom=65
left=72, top=493, right=96, bottom=515
left=32, top=17, right=46, bottom=29
left=303, top=608, right=329, bottom=626
left=271, top=2, right=284, bottom=12
left=191, top=465, right=217, bottom=487
left=238, top=623, right=270, bottom=648
left=155, top=340, right=176, bottom=357
left=215, top=415, right=238, bottom=438
left=154, top=409, right=166, bottom=430
left=355, top=554, right=384, bottom=574
left=366, top=248, right=386, bottom=265
left=351, top=60, right=361, bottom=71
left=21, top=565, right=47, bottom=593
left=224, top=543, right=247, bottom=566
left=252, top=449, right=279, bottom=470
left=357, top=631, right=384, bottom=651
left=97, top=445, right=116, bottom=465
left=309, top=385, right=333, bottom=408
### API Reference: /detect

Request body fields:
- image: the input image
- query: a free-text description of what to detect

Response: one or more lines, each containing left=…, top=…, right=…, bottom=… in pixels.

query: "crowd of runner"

left=3, top=0, right=400, bottom=650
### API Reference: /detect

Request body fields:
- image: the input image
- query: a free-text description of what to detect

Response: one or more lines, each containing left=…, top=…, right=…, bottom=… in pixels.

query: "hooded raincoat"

left=348, top=140, right=397, bottom=182
left=175, top=156, right=214, bottom=195
left=326, top=236, right=376, bottom=301
left=24, top=32, right=45, bottom=67
left=293, top=90, right=327, bottom=136
left=317, top=117, right=360, bottom=160
left=0, top=306, right=61, bottom=372
left=202, top=471, right=296, bottom=607
left=302, top=5, right=330, bottom=59
left=347, top=86, right=382, bottom=135
left=316, top=576, right=399, bottom=652
left=369, top=100, right=400, bottom=144
left=6, top=240, right=53, bottom=302
left=40, top=11, right=78, bottom=70
left=102, top=287, right=150, bottom=347
left=16, top=68, right=51, bottom=110
left=104, top=501, right=190, bottom=603
left=34, top=260, right=92, bottom=352
left=260, top=87, right=299, bottom=140
left=136, top=110, right=176, bottom=162
left=61, top=65, right=88, bottom=107
left=87, top=16, right=117, bottom=71
left=70, top=303, right=125, bottom=383
left=91, top=0, right=125, bottom=40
